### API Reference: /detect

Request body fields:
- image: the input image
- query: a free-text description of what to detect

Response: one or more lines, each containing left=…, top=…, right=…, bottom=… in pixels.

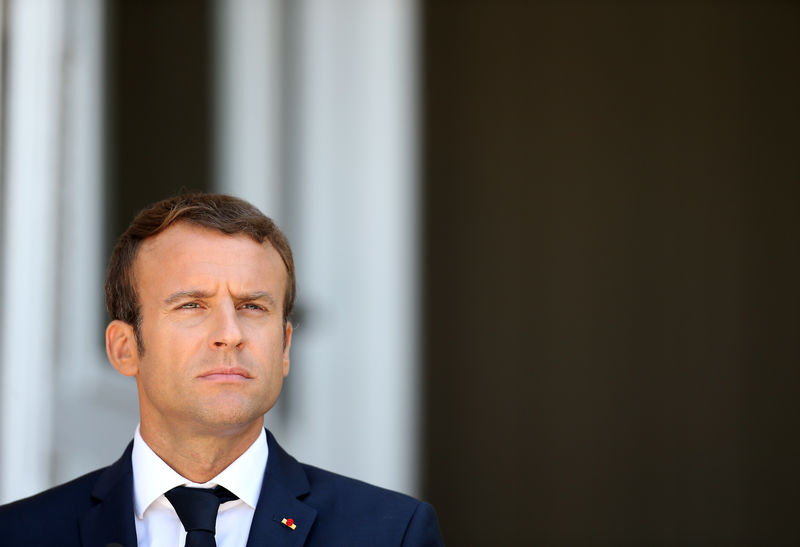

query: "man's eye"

left=242, top=303, right=263, bottom=311
left=180, top=302, right=200, bottom=309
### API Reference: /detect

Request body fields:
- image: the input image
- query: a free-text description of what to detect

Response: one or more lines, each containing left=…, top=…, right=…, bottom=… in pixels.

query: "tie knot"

left=165, top=485, right=238, bottom=536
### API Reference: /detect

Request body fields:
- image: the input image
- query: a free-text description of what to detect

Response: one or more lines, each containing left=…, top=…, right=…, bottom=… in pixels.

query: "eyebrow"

left=236, top=291, right=278, bottom=308
left=163, top=290, right=215, bottom=306
left=163, top=289, right=278, bottom=308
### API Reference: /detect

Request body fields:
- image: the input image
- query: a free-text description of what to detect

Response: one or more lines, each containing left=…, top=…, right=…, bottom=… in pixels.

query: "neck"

left=139, top=419, right=263, bottom=483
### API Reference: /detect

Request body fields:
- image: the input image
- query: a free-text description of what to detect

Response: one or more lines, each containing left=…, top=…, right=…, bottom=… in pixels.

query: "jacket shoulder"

left=301, top=462, right=419, bottom=510
left=0, top=466, right=107, bottom=543
left=299, top=463, right=444, bottom=546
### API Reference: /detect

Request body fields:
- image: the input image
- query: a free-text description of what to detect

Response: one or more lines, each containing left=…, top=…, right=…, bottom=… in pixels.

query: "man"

left=0, top=194, right=443, bottom=546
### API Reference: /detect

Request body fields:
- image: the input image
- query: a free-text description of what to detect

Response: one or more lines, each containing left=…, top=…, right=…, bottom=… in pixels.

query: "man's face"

left=120, top=222, right=291, bottom=437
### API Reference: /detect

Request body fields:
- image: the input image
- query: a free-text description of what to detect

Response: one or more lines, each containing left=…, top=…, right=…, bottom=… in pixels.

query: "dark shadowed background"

left=422, top=1, right=800, bottom=544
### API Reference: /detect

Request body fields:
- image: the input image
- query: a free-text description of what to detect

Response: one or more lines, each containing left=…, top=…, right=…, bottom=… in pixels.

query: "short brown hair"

left=105, top=193, right=295, bottom=353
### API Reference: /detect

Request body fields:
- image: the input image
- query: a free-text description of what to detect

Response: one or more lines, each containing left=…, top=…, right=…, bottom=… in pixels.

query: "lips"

left=198, top=367, right=253, bottom=379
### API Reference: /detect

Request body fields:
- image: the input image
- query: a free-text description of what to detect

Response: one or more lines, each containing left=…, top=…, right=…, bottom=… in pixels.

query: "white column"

left=213, top=0, right=284, bottom=219
left=52, top=0, right=139, bottom=486
left=0, top=0, right=65, bottom=502
left=210, top=0, right=420, bottom=495
left=284, top=0, right=421, bottom=495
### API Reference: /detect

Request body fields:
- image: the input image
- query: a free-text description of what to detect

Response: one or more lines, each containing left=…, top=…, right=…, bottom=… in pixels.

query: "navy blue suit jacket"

left=0, top=430, right=443, bottom=546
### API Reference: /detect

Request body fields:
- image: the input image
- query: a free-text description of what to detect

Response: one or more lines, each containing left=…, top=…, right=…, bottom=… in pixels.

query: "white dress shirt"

left=131, top=425, right=268, bottom=547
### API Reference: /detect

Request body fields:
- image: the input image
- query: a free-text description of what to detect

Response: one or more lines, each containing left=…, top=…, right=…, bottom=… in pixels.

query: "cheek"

left=254, top=331, right=290, bottom=373
left=138, top=330, right=198, bottom=381
left=147, top=321, right=204, bottom=355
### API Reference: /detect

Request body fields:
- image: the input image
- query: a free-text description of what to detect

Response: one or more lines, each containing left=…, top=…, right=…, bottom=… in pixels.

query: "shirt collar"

left=131, top=424, right=268, bottom=518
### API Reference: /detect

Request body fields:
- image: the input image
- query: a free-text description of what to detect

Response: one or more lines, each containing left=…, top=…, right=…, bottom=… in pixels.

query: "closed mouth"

left=198, top=367, right=252, bottom=379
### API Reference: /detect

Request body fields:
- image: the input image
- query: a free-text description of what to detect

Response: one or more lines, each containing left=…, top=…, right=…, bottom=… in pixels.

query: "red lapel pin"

left=281, top=517, right=297, bottom=530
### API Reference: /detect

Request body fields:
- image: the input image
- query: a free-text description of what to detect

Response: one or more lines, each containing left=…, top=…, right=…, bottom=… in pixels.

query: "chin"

left=192, top=403, right=267, bottom=431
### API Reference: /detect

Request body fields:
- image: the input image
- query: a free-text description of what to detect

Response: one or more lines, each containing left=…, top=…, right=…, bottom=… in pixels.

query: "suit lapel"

left=78, top=442, right=138, bottom=547
left=75, top=430, right=316, bottom=547
left=246, top=430, right=317, bottom=547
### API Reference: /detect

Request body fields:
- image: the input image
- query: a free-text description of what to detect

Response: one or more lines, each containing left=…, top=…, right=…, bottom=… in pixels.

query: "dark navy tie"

left=165, top=485, right=238, bottom=547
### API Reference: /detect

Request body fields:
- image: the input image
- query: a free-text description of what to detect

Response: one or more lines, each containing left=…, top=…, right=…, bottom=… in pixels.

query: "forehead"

left=133, top=222, right=286, bottom=297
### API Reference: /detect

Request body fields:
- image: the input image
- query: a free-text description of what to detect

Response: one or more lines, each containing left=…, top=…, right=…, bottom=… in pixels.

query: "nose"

left=210, top=301, right=244, bottom=350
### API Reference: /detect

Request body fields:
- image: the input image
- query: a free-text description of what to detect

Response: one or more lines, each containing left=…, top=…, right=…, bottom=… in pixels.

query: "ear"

left=282, top=322, right=293, bottom=377
left=106, top=320, right=140, bottom=377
